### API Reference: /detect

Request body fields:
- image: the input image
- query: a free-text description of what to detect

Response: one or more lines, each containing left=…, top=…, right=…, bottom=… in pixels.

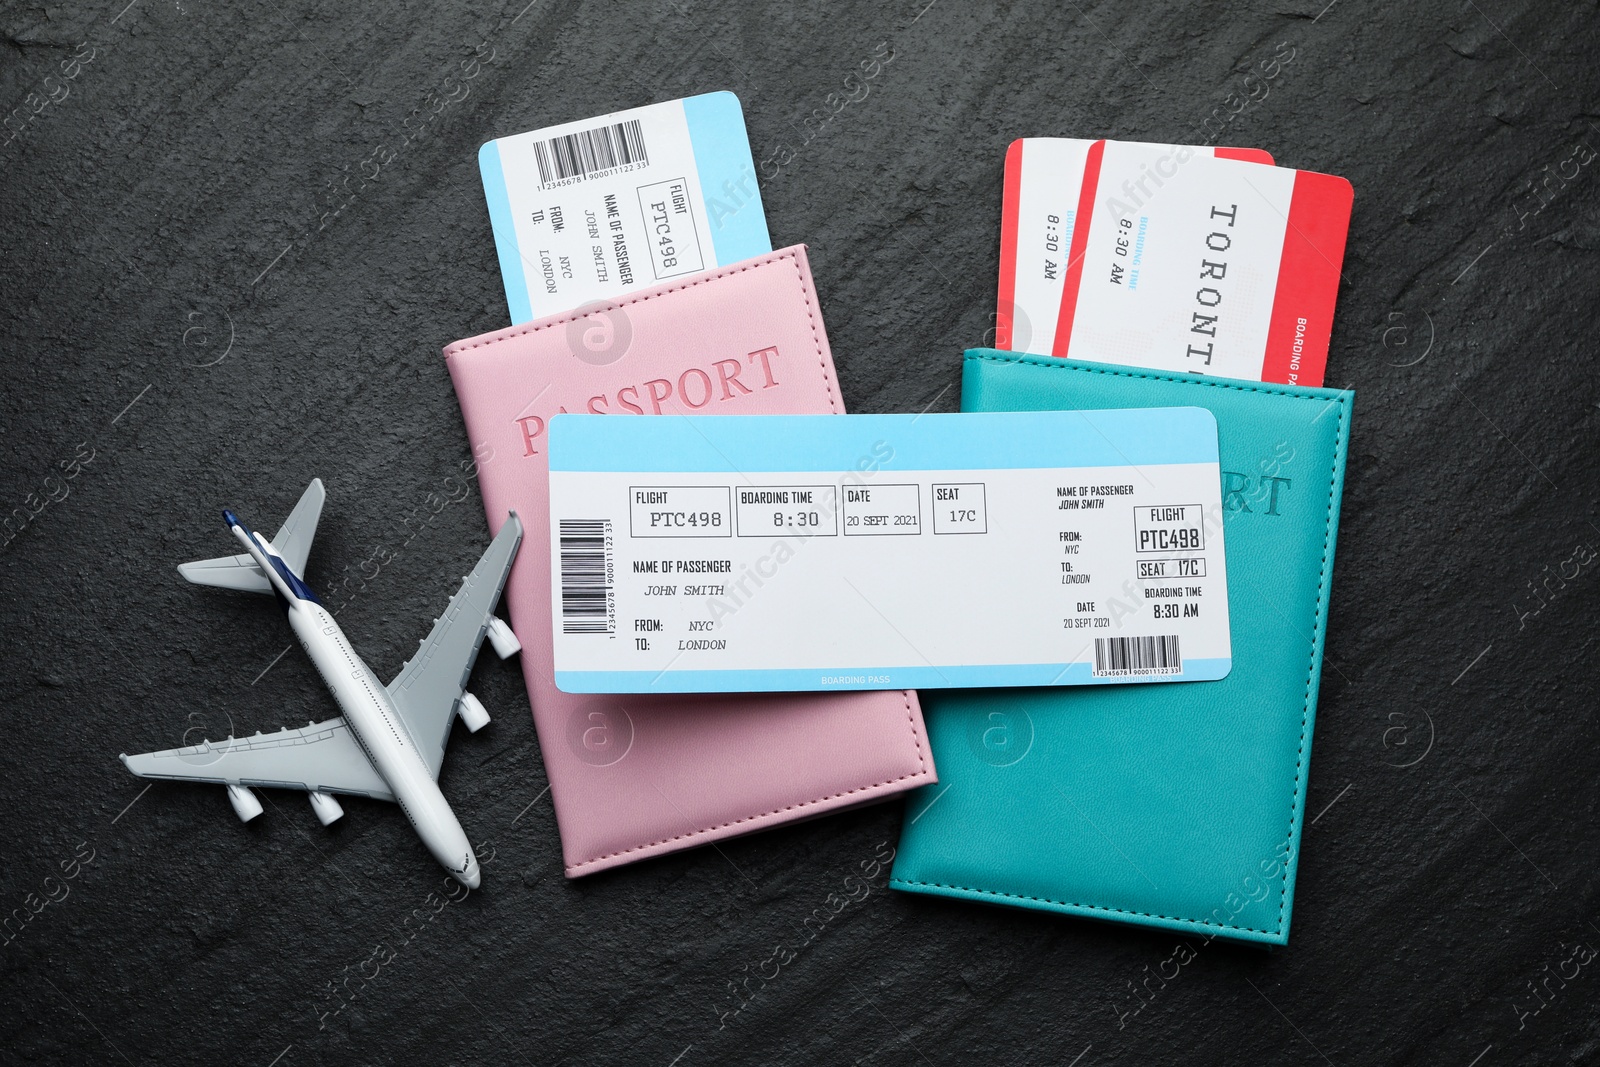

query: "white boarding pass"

left=547, top=410, right=1232, bottom=693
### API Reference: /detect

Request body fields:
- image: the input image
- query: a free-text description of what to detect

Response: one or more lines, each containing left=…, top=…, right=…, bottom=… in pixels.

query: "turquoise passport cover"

left=890, top=350, right=1352, bottom=945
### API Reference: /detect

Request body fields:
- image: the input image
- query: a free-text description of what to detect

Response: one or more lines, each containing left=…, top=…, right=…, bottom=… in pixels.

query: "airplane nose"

left=222, top=508, right=240, bottom=528
left=451, top=852, right=481, bottom=890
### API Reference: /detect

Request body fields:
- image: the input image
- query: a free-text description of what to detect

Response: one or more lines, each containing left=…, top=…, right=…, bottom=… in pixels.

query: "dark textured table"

left=3, top=1, right=1598, bottom=1064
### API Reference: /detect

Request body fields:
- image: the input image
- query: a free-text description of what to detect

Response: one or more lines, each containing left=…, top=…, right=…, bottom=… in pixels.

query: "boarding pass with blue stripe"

left=547, top=409, right=1232, bottom=694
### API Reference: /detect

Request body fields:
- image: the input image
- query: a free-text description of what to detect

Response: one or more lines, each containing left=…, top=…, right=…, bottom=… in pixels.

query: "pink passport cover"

left=444, top=246, right=934, bottom=877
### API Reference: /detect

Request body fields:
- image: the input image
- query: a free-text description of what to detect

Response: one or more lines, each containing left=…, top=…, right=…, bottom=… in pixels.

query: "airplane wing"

left=386, top=513, right=524, bottom=779
left=177, top=479, right=325, bottom=593
left=120, top=716, right=395, bottom=800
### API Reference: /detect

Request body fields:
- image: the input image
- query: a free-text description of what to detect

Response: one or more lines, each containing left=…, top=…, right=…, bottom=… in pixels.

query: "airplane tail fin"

left=178, top=479, right=325, bottom=593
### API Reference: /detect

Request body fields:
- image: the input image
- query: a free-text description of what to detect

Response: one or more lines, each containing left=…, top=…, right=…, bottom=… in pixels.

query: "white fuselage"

left=235, top=524, right=481, bottom=887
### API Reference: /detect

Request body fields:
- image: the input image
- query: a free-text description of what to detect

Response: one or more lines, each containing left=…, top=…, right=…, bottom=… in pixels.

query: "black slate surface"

left=3, top=1, right=1598, bottom=1064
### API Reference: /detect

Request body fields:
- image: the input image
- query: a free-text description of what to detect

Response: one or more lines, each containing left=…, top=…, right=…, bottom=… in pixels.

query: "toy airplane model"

left=121, top=479, right=523, bottom=888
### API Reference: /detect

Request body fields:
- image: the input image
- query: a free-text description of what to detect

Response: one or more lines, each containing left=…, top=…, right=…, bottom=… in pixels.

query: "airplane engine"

left=486, top=617, right=521, bottom=659
left=226, top=783, right=263, bottom=822
left=457, top=692, right=491, bottom=733
left=308, top=790, right=344, bottom=826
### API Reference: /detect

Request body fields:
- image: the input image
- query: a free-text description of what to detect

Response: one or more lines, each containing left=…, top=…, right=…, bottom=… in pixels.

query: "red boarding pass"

left=997, top=138, right=1351, bottom=386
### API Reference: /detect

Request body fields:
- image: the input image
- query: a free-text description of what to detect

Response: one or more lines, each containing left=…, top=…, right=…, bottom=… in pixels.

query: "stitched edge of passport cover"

left=889, top=350, right=1350, bottom=941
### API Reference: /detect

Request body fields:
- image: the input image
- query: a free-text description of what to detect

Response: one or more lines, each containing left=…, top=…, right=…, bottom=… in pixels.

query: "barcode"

left=532, top=119, right=649, bottom=186
left=558, top=519, right=613, bottom=634
left=1093, top=635, right=1181, bottom=675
